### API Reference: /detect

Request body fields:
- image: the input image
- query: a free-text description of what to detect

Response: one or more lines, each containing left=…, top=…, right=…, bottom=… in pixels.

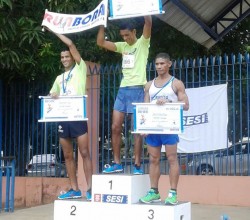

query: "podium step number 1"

left=92, top=174, right=150, bottom=204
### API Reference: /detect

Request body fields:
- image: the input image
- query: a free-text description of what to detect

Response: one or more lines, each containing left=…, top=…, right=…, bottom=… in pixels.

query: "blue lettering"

left=98, top=4, right=105, bottom=16
left=116, top=196, right=123, bottom=203
left=102, top=194, right=128, bottom=204
left=183, top=113, right=208, bottom=126
left=185, top=116, right=194, bottom=126
left=71, top=4, right=105, bottom=27
left=106, top=195, right=111, bottom=202
left=194, top=115, right=202, bottom=124
left=82, top=15, right=91, bottom=25
left=110, top=196, right=117, bottom=203
left=72, top=17, right=82, bottom=26
left=92, top=10, right=98, bottom=21
left=203, top=113, right=208, bottom=123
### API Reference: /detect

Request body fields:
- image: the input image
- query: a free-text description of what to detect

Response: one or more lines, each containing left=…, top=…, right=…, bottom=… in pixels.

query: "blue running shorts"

left=114, top=86, right=144, bottom=113
left=145, top=134, right=179, bottom=147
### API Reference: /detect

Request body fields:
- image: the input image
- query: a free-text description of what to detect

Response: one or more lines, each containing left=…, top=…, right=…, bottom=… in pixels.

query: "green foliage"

left=0, top=0, right=12, bottom=9
left=0, top=48, right=19, bottom=68
left=247, top=46, right=250, bottom=53
left=18, top=17, right=44, bottom=46
left=213, top=17, right=250, bottom=55
left=150, top=20, right=198, bottom=60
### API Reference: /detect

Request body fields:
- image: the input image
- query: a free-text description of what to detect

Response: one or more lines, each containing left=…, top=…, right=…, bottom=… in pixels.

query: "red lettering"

left=53, top=16, right=63, bottom=26
left=65, top=17, right=73, bottom=27
left=43, top=13, right=53, bottom=23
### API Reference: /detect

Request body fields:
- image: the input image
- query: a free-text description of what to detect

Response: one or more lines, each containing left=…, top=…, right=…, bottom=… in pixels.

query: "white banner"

left=109, top=0, right=165, bottom=20
left=41, top=0, right=108, bottom=34
left=177, top=84, right=228, bottom=153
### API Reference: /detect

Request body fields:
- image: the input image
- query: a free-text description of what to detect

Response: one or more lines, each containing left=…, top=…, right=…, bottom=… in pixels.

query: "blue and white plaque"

left=38, top=95, right=88, bottom=122
left=132, top=103, right=184, bottom=134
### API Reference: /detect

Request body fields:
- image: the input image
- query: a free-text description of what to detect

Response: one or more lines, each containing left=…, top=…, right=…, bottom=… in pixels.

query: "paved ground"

left=0, top=203, right=250, bottom=220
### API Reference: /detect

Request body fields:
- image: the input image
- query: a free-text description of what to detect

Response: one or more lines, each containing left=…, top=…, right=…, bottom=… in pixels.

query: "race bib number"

left=122, top=54, right=135, bottom=68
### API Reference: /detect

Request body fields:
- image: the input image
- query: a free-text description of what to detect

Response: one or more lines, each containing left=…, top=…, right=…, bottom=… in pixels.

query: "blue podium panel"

left=54, top=200, right=191, bottom=220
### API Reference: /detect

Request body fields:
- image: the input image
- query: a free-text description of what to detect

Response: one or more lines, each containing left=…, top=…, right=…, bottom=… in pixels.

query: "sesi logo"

left=102, top=194, right=128, bottom=204
left=183, top=113, right=208, bottom=126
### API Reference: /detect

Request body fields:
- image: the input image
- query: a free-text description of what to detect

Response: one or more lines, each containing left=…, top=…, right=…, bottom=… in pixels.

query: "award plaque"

left=109, top=0, right=165, bottom=20
left=132, top=103, right=184, bottom=134
left=38, top=96, right=88, bottom=122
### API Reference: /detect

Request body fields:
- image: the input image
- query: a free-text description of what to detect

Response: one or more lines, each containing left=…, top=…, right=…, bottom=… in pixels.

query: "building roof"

left=157, top=0, right=250, bottom=48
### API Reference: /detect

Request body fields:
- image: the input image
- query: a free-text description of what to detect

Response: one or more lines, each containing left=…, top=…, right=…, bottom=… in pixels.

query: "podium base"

left=54, top=199, right=191, bottom=220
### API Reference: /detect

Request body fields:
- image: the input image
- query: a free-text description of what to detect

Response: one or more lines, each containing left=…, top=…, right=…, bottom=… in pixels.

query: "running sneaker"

left=139, top=189, right=161, bottom=204
left=102, top=163, right=123, bottom=173
left=165, top=190, right=178, bottom=205
left=133, top=166, right=144, bottom=175
left=58, top=189, right=82, bottom=200
left=86, top=190, right=92, bottom=201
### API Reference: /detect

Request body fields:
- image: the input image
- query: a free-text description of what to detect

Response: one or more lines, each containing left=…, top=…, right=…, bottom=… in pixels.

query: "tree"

left=212, top=17, right=250, bottom=55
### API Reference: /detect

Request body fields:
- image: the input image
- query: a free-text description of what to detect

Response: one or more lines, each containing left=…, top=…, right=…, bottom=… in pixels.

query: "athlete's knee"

left=63, top=152, right=74, bottom=161
left=112, top=123, right=122, bottom=134
left=167, top=154, right=178, bottom=166
left=79, top=148, right=90, bottom=159
left=150, top=155, right=160, bottom=165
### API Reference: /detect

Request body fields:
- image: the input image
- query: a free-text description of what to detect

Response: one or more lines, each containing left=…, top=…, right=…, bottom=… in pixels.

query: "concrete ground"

left=0, top=203, right=249, bottom=220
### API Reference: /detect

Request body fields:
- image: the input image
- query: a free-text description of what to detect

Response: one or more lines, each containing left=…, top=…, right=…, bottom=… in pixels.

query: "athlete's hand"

left=156, top=98, right=172, bottom=105
left=141, top=133, right=148, bottom=137
left=50, top=92, right=59, bottom=99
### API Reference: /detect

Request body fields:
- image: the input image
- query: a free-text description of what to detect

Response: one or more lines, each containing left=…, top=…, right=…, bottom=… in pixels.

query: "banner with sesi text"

left=177, top=84, right=228, bottom=153
left=161, top=84, right=228, bottom=153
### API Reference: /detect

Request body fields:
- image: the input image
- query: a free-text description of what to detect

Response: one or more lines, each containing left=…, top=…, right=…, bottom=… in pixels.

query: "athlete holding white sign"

left=48, top=30, right=93, bottom=201
left=97, top=16, right=152, bottom=174
left=140, top=53, right=189, bottom=205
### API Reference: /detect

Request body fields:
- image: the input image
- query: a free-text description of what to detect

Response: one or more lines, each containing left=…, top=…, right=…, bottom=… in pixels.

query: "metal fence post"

left=0, top=163, right=2, bottom=212
left=0, top=156, right=15, bottom=212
